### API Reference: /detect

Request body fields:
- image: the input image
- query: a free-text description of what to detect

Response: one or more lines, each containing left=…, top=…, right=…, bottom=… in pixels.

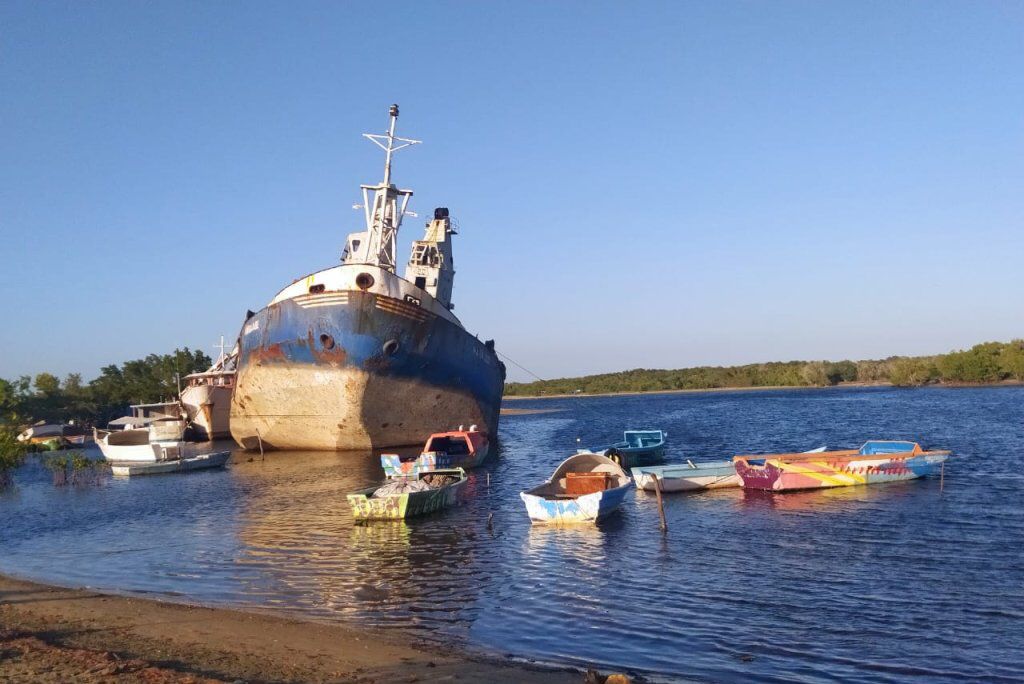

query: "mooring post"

left=653, top=474, right=667, bottom=533
left=940, top=460, right=945, bottom=492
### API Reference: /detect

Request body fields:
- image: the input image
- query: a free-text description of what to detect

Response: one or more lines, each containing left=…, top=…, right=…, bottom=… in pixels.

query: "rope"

left=494, top=349, right=545, bottom=383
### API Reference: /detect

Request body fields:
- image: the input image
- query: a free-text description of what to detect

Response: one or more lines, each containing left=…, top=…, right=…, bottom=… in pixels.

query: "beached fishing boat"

left=380, top=426, right=489, bottom=478
left=110, top=451, right=231, bottom=477
left=348, top=468, right=467, bottom=521
left=180, top=338, right=236, bottom=440
left=230, top=105, right=505, bottom=451
left=733, top=441, right=950, bottom=492
left=17, top=422, right=90, bottom=448
left=583, top=430, right=666, bottom=468
left=632, top=447, right=826, bottom=492
left=520, top=452, right=632, bottom=524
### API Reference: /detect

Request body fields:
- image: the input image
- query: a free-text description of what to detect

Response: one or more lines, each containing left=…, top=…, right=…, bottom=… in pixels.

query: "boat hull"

left=181, top=383, right=233, bottom=440
left=520, top=483, right=631, bottom=524
left=631, top=461, right=739, bottom=492
left=380, top=444, right=490, bottom=478
left=230, top=290, right=505, bottom=451
left=735, top=453, right=948, bottom=492
left=348, top=472, right=467, bottom=520
left=110, top=451, right=230, bottom=477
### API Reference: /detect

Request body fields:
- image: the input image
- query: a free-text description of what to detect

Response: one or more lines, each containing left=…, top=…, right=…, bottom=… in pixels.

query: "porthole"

left=320, top=334, right=336, bottom=350
left=382, top=339, right=400, bottom=356
left=355, top=273, right=375, bottom=290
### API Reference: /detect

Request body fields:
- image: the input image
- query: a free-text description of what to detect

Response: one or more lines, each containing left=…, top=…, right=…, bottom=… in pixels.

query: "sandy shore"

left=0, top=574, right=583, bottom=683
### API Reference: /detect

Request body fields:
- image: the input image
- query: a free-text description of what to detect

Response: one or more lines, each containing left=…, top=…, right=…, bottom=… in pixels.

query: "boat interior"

left=425, top=435, right=472, bottom=455
left=103, top=429, right=152, bottom=446
left=527, top=453, right=630, bottom=500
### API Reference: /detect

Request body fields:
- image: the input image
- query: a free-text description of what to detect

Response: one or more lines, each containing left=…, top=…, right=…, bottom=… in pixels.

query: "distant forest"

left=505, top=340, right=1024, bottom=396
left=0, top=348, right=212, bottom=430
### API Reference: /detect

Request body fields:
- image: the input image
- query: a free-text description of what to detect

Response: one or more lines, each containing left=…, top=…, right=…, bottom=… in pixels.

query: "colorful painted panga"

left=733, top=441, right=950, bottom=492
left=347, top=468, right=467, bottom=521
left=380, top=429, right=490, bottom=478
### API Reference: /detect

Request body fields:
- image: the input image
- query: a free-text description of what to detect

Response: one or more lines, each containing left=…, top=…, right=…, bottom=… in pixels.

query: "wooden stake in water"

left=940, top=460, right=945, bottom=492
left=653, top=474, right=667, bottom=533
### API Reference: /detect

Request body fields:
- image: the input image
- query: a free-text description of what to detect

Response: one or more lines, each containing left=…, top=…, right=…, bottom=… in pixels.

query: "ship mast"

left=359, top=104, right=420, bottom=272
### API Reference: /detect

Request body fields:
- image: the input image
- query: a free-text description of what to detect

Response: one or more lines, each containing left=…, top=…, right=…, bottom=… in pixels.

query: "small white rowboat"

left=110, top=451, right=231, bottom=477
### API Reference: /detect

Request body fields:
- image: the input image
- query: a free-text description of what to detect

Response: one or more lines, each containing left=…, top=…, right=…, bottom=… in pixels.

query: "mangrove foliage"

left=505, top=340, right=1024, bottom=396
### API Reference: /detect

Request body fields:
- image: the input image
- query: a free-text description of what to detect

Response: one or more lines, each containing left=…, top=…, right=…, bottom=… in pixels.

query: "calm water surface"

left=2, top=386, right=1023, bottom=682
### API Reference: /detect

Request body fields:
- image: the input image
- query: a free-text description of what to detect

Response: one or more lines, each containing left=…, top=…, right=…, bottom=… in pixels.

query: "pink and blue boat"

left=734, top=441, right=950, bottom=492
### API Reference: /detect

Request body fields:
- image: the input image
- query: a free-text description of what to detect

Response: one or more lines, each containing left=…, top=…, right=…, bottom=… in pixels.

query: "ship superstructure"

left=230, top=105, right=506, bottom=450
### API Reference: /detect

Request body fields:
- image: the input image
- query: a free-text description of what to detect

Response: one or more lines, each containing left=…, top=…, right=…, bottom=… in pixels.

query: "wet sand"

left=0, top=574, right=579, bottom=683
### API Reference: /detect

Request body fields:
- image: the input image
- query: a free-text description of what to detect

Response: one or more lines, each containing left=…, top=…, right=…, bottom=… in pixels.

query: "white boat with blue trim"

left=520, top=452, right=632, bottom=524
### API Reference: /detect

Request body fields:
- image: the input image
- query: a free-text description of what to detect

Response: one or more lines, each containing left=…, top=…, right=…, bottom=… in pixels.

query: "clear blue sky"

left=2, top=1, right=1022, bottom=383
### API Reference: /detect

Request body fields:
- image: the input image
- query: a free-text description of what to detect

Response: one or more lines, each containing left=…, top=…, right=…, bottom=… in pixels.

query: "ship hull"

left=180, top=384, right=233, bottom=440
left=230, top=289, right=505, bottom=450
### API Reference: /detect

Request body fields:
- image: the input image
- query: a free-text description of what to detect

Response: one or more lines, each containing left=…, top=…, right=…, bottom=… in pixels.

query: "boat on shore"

left=380, top=426, right=490, bottom=478
left=180, top=339, right=236, bottom=441
left=230, top=105, right=505, bottom=451
left=520, top=452, right=632, bottom=524
left=633, top=447, right=826, bottom=492
left=348, top=468, right=467, bottom=520
left=582, top=430, right=666, bottom=468
left=733, top=441, right=950, bottom=492
left=17, top=422, right=90, bottom=449
left=110, top=451, right=231, bottom=477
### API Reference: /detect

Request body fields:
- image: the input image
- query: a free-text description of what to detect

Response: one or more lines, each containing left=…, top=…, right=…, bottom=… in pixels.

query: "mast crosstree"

left=357, top=104, right=420, bottom=272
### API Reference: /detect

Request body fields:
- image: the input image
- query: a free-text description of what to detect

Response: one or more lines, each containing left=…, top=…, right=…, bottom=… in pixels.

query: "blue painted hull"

left=520, top=483, right=631, bottom=524
left=230, top=290, right=506, bottom=450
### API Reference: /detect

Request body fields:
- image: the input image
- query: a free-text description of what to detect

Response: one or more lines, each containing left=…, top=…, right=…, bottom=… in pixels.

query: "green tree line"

left=0, top=348, right=211, bottom=431
left=506, top=340, right=1024, bottom=396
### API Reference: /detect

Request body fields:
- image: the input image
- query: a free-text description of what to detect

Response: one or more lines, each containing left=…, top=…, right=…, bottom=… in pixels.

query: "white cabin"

left=404, top=208, right=456, bottom=310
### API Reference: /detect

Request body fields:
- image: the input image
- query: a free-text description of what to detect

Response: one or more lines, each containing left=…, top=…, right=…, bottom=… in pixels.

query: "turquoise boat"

left=583, top=430, right=666, bottom=468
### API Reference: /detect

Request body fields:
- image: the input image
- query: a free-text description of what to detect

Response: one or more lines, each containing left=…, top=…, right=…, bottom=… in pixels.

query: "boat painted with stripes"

left=733, top=441, right=949, bottom=492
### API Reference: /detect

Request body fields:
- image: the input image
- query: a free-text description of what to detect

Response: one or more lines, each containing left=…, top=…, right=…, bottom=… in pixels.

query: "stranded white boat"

left=180, top=338, right=236, bottom=440
left=94, top=419, right=187, bottom=463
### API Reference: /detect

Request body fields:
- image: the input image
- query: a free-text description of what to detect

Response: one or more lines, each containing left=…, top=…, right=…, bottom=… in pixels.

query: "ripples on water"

left=2, top=386, right=1023, bottom=682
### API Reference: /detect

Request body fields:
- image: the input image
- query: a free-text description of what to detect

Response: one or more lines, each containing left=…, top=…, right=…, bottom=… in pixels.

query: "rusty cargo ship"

left=230, top=105, right=506, bottom=451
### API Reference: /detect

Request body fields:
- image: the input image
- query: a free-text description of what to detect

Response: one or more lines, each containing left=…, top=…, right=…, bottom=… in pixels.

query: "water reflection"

left=2, top=387, right=1023, bottom=683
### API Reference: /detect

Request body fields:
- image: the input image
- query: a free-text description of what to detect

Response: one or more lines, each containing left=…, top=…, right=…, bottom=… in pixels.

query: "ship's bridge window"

left=415, top=276, right=426, bottom=289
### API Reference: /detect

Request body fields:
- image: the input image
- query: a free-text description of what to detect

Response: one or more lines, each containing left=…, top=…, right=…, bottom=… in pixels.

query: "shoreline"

left=503, top=380, right=1024, bottom=401
left=0, top=573, right=581, bottom=683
